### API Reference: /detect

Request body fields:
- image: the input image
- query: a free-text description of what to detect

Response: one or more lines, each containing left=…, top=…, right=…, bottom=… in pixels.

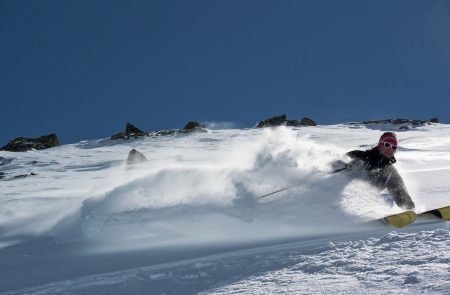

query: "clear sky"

left=1, top=0, right=449, bottom=144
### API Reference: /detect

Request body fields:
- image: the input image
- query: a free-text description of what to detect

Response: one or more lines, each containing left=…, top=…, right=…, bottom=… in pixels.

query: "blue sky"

left=1, top=0, right=449, bottom=144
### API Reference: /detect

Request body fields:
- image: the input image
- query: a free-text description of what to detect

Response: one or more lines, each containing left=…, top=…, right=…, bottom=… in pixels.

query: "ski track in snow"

left=1, top=124, right=450, bottom=294
left=3, top=228, right=450, bottom=294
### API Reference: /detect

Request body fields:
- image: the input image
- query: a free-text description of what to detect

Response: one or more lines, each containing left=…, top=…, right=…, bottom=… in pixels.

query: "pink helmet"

left=378, top=132, right=398, bottom=151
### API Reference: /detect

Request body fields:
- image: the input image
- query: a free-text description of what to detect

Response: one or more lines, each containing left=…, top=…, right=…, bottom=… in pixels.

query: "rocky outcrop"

left=111, top=122, right=149, bottom=140
left=300, top=117, right=317, bottom=126
left=125, top=123, right=147, bottom=137
left=127, top=149, right=148, bottom=165
left=362, top=118, right=439, bottom=125
left=0, top=134, right=60, bottom=152
left=285, top=120, right=299, bottom=127
left=257, top=115, right=287, bottom=128
left=111, top=121, right=208, bottom=140
left=358, top=118, right=439, bottom=130
left=180, top=121, right=207, bottom=134
left=257, top=115, right=317, bottom=128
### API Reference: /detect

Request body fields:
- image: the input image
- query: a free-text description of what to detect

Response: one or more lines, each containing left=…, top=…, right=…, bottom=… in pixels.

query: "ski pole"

left=257, top=166, right=348, bottom=200
left=331, top=166, right=347, bottom=173
left=256, top=184, right=299, bottom=199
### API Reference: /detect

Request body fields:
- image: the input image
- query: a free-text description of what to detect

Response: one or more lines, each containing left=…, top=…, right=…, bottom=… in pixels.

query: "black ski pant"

left=355, top=165, right=415, bottom=210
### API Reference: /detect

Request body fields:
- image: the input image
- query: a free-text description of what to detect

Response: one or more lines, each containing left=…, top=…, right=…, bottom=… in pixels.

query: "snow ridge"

left=4, top=229, right=450, bottom=295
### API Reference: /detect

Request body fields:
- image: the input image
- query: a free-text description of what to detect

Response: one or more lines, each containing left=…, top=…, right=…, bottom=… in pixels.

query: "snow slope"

left=1, top=123, right=449, bottom=294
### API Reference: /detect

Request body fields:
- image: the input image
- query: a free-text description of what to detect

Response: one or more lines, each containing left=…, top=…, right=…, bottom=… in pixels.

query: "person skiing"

left=344, top=132, right=415, bottom=210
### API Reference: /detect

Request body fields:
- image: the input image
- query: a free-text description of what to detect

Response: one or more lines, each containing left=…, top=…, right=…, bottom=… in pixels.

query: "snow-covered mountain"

left=1, top=123, right=449, bottom=294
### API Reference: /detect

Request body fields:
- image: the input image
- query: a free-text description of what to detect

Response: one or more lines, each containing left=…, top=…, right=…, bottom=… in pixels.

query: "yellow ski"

left=382, top=211, right=416, bottom=228
left=371, top=206, right=450, bottom=228
left=417, top=206, right=450, bottom=220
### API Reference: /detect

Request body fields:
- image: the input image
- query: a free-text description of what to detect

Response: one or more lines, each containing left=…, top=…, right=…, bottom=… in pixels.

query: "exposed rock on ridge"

left=0, top=134, right=60, bottom=152
left=354, top=118, right=439, bottom=130
left=361, top=118, right=439, bottom=125
left=111, top=122, right=149, bottom=140
left=256, top=114, right=317, bottom=128
left=180, top=121, right=208, bottom=134
left=111, top=121, right=207, bottom=140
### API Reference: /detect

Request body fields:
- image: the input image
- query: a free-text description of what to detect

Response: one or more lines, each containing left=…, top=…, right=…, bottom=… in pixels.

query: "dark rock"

left=393, top=119, right=412, bottom=125
left=0, top=172, right=4, bottom=179
left=256, top=114, right=287, bottom=128
left=361, top=118, right=437, bottom=126
left=356, top=118, right=439, bottom=131
left=181, top=121, right=207, bottom=133
left=125, top=122, right=147, bottom=137
left=112, top=121, right=208, bottom=140
left=183, top=121, right=202, bottom=130
left=1, top=134, right=60, bottom=152
left=13, top=172, right=37, bottom=179
left=111, top=122, right=148, bottom=140
left=127, top=149, right=148, bottom=165
left=257, top=114, right=317, bottom=128
left=300, top=117, right=317, bottom=126
left=286, top=120, right=301, bottom=127
left=150, top=122, right=207, bottom=136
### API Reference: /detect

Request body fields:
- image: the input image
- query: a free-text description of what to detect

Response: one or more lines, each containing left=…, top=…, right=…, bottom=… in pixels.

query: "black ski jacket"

left=346, top=147, right=396, bottom=171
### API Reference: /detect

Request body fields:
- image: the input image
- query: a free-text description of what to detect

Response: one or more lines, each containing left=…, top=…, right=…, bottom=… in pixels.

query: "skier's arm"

left=345, top=150, right=370, bottom=170
left=346, top=150, right=367, bottom=160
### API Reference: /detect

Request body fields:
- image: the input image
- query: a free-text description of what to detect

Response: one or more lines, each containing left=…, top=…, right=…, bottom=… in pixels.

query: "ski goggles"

left=381, top=141, right=397, bottom=151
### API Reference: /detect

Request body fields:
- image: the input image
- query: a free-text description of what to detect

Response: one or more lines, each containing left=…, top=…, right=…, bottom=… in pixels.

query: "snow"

left=1, top=123, right=449, bottom=294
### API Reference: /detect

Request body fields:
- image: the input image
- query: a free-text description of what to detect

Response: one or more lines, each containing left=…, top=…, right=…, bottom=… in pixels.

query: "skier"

left=344, top=132, right=415, bottom=210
